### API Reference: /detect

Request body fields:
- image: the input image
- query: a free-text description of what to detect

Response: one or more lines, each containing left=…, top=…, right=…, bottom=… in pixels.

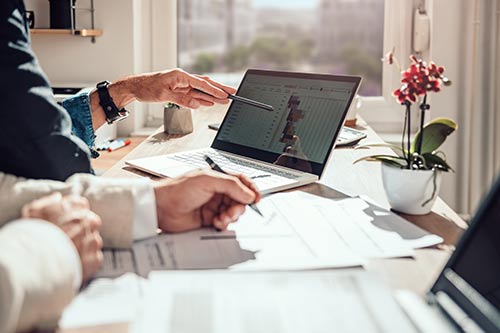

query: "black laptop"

left=426, top=174, right=500, bottom=332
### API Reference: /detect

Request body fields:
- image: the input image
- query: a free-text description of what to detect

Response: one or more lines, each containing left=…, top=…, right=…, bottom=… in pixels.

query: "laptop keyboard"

left=169, top=150, right=300, bottom=180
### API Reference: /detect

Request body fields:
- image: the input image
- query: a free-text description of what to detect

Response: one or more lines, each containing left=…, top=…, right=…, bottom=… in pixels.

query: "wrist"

left=107, top=79, right=136, bottom=109
left=153, top=179, right=177, bottom=231
left=153, top=184, right=166, bottom=230
left=89, top=79, right=135, bottom=128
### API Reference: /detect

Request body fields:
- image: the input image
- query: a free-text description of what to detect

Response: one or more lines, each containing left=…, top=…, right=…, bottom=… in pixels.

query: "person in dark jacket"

left=0, top=0, right=235, bottom=181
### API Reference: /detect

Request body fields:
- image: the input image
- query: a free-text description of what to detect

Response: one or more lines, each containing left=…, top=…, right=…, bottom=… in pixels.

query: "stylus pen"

left=228, top=94, right=274, bottom=111
left=203, top=155, right=264, bottom=217
left=194, top=89, right=274, bottom=111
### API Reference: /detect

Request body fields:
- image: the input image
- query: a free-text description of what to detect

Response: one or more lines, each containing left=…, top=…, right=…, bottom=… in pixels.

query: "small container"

left=25, top=10, right=35, bottom=28
left=164, top=103, right=193, bottom=135
left=49, top=0, right=75, bottom=29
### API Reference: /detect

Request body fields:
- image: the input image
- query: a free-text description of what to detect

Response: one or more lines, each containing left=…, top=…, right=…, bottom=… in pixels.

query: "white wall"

left=24, top=0, right=177, bottom=136
left=427, top=0, right=500, bottom=216
left=423, top=0, right=466, bottom=211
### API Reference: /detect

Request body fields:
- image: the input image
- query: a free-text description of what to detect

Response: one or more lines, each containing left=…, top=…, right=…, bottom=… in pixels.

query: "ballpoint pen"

left=203, top=155, right=264, bottom=217
left=193, top=88, right=274, bottom=112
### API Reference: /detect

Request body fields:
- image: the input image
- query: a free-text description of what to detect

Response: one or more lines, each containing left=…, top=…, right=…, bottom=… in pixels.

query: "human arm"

left=60, top=70, right=236, bottom=152
left=88, top=69, right=237, bottom=130
left=0, top=169, right=259, bottom=248
left=0, top=220, right=82, bottom=333
left=0, top=194, right=102, bottom=333
left=0, top=172, right=155, bottom=248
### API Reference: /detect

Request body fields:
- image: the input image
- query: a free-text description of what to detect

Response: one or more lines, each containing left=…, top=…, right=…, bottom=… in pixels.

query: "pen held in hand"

left=203, top=155, right=264, bottom=217
left=227, top=94, right=274, bottom=111
left=193, top=88, right=274, bottom=112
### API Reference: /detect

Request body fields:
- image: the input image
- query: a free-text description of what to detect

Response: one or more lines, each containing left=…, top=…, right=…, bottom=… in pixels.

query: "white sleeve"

left=0, top=219, right=81, bottom=333
left=132, top=181, right=158, bottom=240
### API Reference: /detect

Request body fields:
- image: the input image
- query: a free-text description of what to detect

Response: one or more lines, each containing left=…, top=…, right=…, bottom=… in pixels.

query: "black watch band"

left=96, top=80, right=129, bottom=124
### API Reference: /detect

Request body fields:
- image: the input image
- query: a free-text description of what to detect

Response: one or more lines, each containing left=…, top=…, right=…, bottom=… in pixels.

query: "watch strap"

left=96, top=80, right=129, bottom=124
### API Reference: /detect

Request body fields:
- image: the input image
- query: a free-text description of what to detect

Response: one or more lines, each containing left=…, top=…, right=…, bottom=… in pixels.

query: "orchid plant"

left=356, top=50, right=457, bottom=172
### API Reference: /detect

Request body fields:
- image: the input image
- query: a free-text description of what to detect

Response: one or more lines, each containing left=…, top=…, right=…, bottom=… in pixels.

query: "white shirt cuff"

left=132, top=181, right=158, bottom=240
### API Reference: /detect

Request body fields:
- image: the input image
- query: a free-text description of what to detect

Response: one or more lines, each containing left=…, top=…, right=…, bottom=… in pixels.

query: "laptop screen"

left=431, top=175, right=500, bottom=330
left=212, top=69, right=361, bottom=176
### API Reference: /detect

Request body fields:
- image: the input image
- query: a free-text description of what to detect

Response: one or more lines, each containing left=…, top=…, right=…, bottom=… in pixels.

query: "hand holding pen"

left=153, top=169, right=261, bottom=233
left=204, top=155, right=264, bottom=217
left=171, top=72, right=273, bottom=111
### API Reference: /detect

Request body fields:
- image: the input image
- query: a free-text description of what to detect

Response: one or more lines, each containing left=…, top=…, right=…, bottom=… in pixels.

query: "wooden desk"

left=104, top=104, right=466, bottom=296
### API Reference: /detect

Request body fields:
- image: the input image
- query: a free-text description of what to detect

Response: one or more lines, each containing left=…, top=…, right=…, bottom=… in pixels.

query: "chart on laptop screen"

left=217, top=73, right=356, bottom=163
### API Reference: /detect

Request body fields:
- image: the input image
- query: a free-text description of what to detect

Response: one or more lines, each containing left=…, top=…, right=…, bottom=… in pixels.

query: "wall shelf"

left=30, top=0, right=100, bottom=43
left=30, top=29, right=103, bottom=38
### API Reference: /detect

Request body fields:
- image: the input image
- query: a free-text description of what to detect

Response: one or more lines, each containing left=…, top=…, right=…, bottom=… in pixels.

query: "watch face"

left=97, top=80, right=110, bottom=89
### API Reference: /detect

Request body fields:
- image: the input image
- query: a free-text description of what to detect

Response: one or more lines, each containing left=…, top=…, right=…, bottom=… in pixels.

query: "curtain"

left=459, top=0, right=500, bottom=215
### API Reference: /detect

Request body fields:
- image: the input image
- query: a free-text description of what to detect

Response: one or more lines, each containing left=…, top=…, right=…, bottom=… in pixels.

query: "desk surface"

left=103, top=104, right=466, bottom=296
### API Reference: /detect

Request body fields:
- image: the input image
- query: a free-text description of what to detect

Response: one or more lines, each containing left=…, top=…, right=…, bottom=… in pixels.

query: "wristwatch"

left=96, top=80, right=129, bottom=124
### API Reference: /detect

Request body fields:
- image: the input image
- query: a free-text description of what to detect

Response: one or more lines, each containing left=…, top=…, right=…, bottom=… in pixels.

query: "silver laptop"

left=140, top=174, right=500, bottom=333
left=126, top=69, right=362, bottom=194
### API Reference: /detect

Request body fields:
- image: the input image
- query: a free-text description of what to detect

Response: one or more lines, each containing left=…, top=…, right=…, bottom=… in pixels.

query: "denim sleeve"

left=62, top=92, right=99, bottom=158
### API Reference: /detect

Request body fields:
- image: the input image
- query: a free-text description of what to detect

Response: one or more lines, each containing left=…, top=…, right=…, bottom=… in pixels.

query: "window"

left=178, top=0, right=385, bottom=97
left=146, top=0, right=415, bottom=133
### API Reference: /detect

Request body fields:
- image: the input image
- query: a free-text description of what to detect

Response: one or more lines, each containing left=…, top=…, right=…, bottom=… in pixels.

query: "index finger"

left=196, top=75, right=237, bottom=95
left=234, top=174, right=261, bottom=203
left=198, top=172, right=256, bottom=205
left=187, top=75, right=228, bottom=100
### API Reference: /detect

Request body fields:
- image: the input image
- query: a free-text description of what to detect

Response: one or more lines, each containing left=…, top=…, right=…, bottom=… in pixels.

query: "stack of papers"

left=67, top=192, right=444, bottom=331
left=95, top=192, right=442, bottom=278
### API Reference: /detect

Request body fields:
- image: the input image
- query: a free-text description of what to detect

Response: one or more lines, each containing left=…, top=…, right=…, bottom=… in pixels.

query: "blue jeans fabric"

left=62, top=92, right=99, bottom=158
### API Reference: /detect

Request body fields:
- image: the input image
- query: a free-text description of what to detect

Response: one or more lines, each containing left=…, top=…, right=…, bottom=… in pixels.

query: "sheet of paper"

left=286, top=192, right=414, bottom=258
left=358, top=195, right=444, bottom=249
left=94, top=249, right=135, bottom=278
left=289, top=192, right=442, bottom=257
left=59, top=273, right=147, bottom=330
left=136, top=271, right=418, bottom=333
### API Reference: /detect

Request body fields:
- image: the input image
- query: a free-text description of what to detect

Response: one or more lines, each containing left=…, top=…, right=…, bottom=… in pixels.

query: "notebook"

left=126, top=69, right=361, bottom=194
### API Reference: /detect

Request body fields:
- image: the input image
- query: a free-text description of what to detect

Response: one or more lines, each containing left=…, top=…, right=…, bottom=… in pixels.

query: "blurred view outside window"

left=178, top=0, right=385, bottom=96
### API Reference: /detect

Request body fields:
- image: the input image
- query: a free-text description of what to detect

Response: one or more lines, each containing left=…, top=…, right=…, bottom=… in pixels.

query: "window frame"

left=358, top=0, right=416, bottom=133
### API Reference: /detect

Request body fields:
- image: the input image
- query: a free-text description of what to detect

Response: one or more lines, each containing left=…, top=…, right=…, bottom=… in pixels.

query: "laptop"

left=140, top=174, right=500, bottom=333
left=126, top=69, right=362, bottom=194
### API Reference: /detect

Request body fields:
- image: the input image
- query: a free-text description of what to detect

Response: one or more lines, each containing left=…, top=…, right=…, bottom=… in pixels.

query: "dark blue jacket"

left=0, top=0, right=92, bottom=180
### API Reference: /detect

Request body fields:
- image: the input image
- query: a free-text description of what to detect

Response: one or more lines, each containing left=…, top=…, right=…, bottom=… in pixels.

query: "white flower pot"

left=381, top=163, right=442, bottom=215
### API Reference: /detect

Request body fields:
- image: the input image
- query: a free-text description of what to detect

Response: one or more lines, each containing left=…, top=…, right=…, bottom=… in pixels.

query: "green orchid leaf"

left=353, top=155, right=407, bottom=168
left=411, top=118, right=457, bottom=154
left=421, top=152, right=454, bottom=172
left=355, top=143, right=407, bottom=158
